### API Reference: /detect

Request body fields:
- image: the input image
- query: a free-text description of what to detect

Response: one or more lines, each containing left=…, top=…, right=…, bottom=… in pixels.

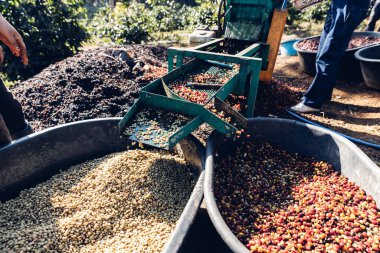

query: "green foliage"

left=88, top=1, right=219, bottom=45
left=286, top=4, right=302, bottom=26
left=300, top=1, right=330, bottom=22
left=286, top=1, right=330, bottom=27
left=146, top=0, right=173, bottom=5
left=0, top=0, right=89, bottom=81
left=150, top=4, right=182, bottom=32
left=88, top=2, right=152, bottom=44
left=146, top=0, right=196, bottom=6
left=190, top=1, right=218, bottom=28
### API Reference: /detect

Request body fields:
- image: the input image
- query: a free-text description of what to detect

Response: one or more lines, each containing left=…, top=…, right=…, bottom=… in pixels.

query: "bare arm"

left=0, top=14, right=28, bottom=65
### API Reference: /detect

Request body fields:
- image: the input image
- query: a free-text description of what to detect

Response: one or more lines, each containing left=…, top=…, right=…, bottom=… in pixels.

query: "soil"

left=273, top=55, right=380, bottom=165
left=297, top=36, right=380, bottom=52
left=11, top=45, right=167, bottom=131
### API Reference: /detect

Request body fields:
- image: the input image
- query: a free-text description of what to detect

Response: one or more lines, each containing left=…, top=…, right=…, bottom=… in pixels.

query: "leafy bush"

left=189, top=2, right=218, bottom=28
left=286, top=4, right=302, bottom=26
left=88, top=0, right=219, bottom=45
left=148, top=1, right=218, bottom=31
left=145, top=0, right=197, bottom=6
left=0, top=0, right=89, bottom=81
left=88, top=2, right=153, bottom=44
left=150, top=4, right=181, bottom=32
left=300, top=1, right=330, bottom=22
left=286, top=1, right=330, bottom=26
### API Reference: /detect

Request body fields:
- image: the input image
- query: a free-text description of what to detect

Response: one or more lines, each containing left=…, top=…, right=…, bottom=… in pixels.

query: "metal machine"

left=119, top=0, right=288, bottom=149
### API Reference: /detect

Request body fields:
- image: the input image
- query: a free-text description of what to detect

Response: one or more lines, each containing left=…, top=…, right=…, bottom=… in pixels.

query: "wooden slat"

left=260, top=9, right=287, bottom=83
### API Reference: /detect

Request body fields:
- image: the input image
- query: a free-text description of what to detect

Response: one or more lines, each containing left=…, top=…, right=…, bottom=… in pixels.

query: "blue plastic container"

left=280, top=39, right=300, bottom=56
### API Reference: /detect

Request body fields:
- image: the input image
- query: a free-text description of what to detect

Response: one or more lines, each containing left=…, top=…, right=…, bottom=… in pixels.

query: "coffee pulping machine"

left=119, top=0, right=288, bottom=149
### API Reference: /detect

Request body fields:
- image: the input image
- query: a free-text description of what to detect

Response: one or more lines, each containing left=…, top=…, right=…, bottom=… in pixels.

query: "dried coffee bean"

left=0, top=149, right=195, bottom=253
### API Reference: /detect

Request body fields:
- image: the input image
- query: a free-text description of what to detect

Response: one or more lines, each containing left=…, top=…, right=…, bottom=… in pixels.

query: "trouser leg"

left=366, top=0, right=380, bottom=31
left=303, top=0, right=370, bottom=108
left=316, top=3, right=335, bottom=61
left=0, top=79, right=27, bottom=135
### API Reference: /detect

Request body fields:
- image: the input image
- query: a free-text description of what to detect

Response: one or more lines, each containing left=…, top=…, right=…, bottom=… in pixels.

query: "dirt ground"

left=273, top=55, right=380, bottom=166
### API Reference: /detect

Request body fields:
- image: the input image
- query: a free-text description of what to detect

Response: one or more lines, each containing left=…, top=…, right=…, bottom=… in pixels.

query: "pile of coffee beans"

left=297, top=36, right=380, bottom=52
left=214, top=141, right=380, bottom=253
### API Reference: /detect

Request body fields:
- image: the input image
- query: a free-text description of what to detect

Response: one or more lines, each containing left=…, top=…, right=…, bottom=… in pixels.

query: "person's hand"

left=0, top=15, right=28, bottom=65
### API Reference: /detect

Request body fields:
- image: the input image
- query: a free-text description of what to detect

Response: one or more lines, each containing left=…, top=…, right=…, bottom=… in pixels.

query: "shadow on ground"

left=272, top=56, right=380, bottom=164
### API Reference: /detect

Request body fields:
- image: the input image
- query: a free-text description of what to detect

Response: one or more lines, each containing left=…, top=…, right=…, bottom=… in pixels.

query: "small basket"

left=293, top=0, right=324, bottom=10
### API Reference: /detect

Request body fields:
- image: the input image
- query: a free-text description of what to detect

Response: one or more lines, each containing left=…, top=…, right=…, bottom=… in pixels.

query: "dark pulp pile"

left=297, top=36, right=380, bottom=52
left=11, top=45, right=166, bottom=131
left=214, top=141, right=380, bottom=253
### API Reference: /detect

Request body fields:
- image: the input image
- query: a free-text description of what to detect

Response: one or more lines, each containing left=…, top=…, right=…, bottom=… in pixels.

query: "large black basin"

left=294, top=31, right=380, bottom=81
left=204, top=118, right=380, bottom=253
left=355, top=44, right=380, bottom=90
left=0, top=118, right=205, bottom=253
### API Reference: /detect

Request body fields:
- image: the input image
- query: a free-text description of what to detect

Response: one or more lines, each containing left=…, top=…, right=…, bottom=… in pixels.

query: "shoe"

left=290, top=102, right=320, bottom=113
left=11, top=123, right=33, bottom=140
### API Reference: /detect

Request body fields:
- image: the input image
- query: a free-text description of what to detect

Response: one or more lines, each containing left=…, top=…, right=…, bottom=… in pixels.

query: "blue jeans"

left=303, top=0, right=370, bottom=109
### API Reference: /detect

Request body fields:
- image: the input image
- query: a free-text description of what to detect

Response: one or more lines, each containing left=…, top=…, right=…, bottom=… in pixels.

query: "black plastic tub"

left=294, top=31, right=380, bottom=81
left=204, top=118, right=380, bottom=253
left=0, top=118, right=205, bottom=253
left=355, top=44, right=380, bottom=90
